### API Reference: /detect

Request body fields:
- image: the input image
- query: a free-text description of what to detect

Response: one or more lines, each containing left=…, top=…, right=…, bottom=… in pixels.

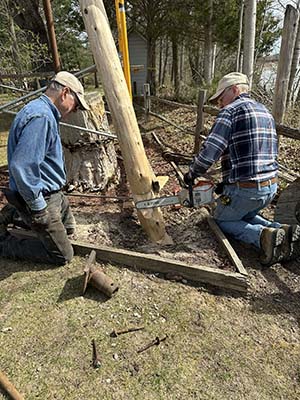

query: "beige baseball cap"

left=52, top=71, right=90, bottom=111
left=209, top=72, right=249, bottom=103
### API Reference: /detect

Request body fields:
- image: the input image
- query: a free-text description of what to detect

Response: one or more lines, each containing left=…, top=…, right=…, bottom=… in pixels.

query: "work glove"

left=183, top=171, right=195, bottom=187
left=31, top=207, right=50, bottom=232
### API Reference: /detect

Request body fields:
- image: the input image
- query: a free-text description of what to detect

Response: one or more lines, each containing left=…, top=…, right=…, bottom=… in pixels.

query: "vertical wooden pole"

left=80, top=0, right=171, bottom=244
left=42, top=0, right=61, bottom=72
left=143, top=83, right=151, bottom=122
left=193, top=89, right=207, bottom=155
left=272, top=5, right=299, bottom=124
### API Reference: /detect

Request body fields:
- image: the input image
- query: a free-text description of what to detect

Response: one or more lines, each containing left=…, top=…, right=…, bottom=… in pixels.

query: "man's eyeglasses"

left=67, top=88, right=80, bottom=111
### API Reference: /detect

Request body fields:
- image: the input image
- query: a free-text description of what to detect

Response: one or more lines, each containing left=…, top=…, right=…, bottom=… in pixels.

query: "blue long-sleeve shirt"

left=8, top=94, right=66, bottom=211
left=190, top=93, right=278, bottom=182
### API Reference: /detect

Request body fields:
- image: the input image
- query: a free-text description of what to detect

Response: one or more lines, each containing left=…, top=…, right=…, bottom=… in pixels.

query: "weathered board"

left=275, top=177, right=300, bottom=225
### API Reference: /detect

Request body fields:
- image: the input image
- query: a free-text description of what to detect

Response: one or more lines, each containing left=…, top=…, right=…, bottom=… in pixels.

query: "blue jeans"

left=214, top=183, right=281, bottom=248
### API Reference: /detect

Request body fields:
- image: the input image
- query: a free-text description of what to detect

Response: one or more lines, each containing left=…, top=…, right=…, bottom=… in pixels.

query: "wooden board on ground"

left=205, top=215, right=248, bottom=276
left=72, top=241, right=249, bottom=293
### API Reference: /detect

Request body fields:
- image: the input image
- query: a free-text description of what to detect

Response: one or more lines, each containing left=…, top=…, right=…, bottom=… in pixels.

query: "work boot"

left=281, top=224, right=300, bottom=261
left=260, top=227, right=285, bottom=267
left=0, top=203, right=16, bottom=239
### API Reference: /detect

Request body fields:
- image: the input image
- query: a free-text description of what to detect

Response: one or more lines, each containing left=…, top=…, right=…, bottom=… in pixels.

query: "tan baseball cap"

left=209, top=72, right=249, bottom=103
left=52, top=71, right=90, bottom=111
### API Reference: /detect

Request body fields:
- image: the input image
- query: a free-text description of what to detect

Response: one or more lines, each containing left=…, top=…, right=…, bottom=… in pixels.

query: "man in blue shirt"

left=184, top=72, right=300, bottom=266
left=0, top=71, right=89, bottom=264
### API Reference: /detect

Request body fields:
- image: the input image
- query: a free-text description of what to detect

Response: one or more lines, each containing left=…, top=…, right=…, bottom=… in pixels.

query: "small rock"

left=1, top=327, right=12, bottom=333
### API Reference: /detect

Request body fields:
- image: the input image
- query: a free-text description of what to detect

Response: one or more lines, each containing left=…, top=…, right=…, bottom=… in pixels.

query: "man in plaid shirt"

left=184, top=72, right=300, bottom=266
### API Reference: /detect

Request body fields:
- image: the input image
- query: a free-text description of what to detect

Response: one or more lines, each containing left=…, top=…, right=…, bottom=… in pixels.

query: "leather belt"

left=232, top=177, right=277, bottom=188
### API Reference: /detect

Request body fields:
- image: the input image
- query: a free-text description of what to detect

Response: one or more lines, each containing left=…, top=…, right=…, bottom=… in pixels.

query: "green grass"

left=0, top=256, right=300, bottom=400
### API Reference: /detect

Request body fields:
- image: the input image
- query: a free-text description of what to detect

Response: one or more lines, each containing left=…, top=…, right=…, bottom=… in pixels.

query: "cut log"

left=80, top=0, right=171, bottom=244
left=61, top=92, right=120, bottom=192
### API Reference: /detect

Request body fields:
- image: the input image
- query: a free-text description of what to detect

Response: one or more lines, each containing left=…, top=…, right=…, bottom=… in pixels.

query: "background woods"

left=0, top=0, right=286, bottom=100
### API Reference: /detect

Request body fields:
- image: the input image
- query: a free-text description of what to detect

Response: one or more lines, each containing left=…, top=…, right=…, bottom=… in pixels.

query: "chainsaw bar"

left=135, top=181, right=214, bottom=210
left=135, top=195, right=188, bottom=210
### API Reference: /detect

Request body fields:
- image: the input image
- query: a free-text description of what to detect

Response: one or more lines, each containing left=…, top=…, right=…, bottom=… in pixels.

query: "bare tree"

left=242, top=0, right=257, bottom=87
left=203, top=0, right=213, bottom=85
left=236, top=0, right=244, bottom=72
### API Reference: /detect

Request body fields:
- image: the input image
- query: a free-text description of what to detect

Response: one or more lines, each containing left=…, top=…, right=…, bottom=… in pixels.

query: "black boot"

left=0, top=204, right=17, bottom=238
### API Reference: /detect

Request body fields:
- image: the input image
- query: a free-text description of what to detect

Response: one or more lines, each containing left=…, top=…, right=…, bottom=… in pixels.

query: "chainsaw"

left=135, top=181, right=215, bottom=210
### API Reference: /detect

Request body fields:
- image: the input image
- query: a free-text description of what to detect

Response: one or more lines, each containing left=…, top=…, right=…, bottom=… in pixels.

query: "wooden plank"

left=206, top=215, right=249, bottom=276
left=9, top=228, right=249, bottom=292
left=72, top=241, right=249, bottom=293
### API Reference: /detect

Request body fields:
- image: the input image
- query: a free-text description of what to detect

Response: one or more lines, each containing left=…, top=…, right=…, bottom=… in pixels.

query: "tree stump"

left=60, top=91, right=120, bottom=192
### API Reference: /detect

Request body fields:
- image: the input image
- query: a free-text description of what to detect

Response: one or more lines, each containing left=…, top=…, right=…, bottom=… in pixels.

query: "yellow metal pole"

left=116, top=0, right=132, bottom=98
left=115, top=0, right=123, bottom=59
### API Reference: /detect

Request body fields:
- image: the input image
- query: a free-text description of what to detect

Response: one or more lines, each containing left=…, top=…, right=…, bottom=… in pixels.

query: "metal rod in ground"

left=91, top=339, right=101, bottom=369
left=2, top=110, right=117, bottom=140
left=0, top=64, right=96, bottom=113
left=137, top=335, right=167, bottom=353
left=110, top=326, right=144, bottom=337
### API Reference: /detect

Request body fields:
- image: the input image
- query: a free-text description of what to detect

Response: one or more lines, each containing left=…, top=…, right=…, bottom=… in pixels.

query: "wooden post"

left=80, top=0, right=171, bottom=244
left=143, top=83, right=151, bottom=122
left=272, top=5, right=299, bottom=124
left=193, top=89, right=207, bottom=154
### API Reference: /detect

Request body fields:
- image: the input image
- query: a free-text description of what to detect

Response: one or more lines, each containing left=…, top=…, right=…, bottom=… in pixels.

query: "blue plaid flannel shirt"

left=190, top=93, right=278, bottom=183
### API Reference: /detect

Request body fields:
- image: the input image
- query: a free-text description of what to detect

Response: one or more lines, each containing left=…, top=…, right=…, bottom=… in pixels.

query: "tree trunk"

left=80, top=0, right=171, bottom=244
left=236, top=0, right=244, bottom=72
left=8, top=14, right=22, bottom=74
left=146, top=38, right=156, bottom=95
left=162, top=38, right=169, bottom=85
left=179, top=43, right=184, bottom=81
left=158, top=37, right=163, bottom=86
left=272, top=5, right=298, bottom=124
left=61, top=92, right=120, bottom=192
left=203, top=0, right=213, bottom=85
left=8, top=0, right=52, bottom=72
left=242, top=0, right=256, bottom=87
left=287, top=16, right=300, bottom=106
left=172, top=38, right=179, bottom=99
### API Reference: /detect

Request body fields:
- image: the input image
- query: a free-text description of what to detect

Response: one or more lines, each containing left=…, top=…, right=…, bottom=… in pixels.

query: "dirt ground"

left=0, top=100, right=300, bottom=399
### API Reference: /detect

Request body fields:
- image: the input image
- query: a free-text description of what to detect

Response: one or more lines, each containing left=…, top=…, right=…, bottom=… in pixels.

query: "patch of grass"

left=1, top=256, right=300, bottom=400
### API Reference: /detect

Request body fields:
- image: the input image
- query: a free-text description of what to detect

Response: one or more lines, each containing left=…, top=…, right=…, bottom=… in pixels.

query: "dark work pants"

left=0, top=192, right=74, bottom=265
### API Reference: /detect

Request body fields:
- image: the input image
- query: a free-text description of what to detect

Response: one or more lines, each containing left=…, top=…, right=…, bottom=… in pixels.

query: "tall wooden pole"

left=80, top=0, right=171, bottom=244
left=42, top=0, right=61, bottom=72
left=272, top=5, right=299, bottom=124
